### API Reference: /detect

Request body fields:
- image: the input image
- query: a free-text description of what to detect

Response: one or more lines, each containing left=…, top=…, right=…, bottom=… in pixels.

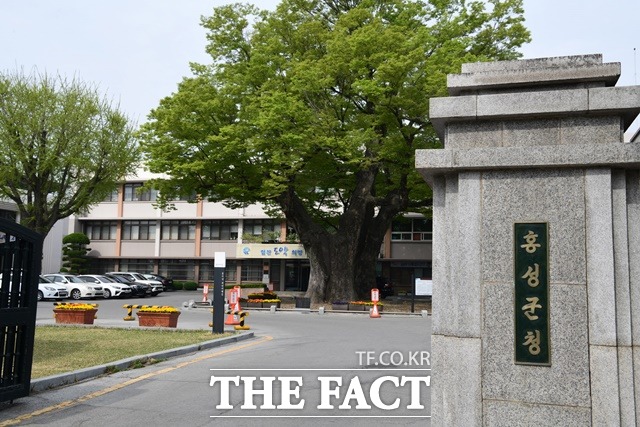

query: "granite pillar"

left=416, top=54, right=640, bottom=425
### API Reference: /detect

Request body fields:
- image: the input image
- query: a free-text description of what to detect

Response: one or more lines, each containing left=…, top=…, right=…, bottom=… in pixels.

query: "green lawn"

left=32, top=326, right=231, bottom=378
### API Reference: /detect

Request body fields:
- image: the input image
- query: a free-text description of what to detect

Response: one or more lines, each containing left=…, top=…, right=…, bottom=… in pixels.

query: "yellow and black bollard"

left=225, top=310, right=251, bottom=331
left=122, top=304, right=144, bottom=321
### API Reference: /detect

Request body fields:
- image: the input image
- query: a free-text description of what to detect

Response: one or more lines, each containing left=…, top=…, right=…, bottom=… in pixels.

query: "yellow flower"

left=137, top=305, right=180, bottom=314
left=54, top=302, right=98, bottom=310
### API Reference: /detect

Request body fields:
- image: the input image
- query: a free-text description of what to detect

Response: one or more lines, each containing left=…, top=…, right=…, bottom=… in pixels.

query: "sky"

left=1, top=0, right=639, bottom=136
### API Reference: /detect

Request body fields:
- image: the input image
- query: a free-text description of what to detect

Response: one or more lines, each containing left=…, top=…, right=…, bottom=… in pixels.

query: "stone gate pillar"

left=416, top=54, right=640, bottom=425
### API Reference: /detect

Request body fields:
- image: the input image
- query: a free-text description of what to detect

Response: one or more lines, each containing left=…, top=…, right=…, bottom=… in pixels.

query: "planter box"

left=263, top=301, right=281, bottom=309
left=348, top=304, right=367, bottom=311
left=332, top=303, right=348, bottom=311
left=137, top=311, right=180, bottom=328
left=246, top=301, right=263, bottom=308
left=54, top=309, right=98, bottom=325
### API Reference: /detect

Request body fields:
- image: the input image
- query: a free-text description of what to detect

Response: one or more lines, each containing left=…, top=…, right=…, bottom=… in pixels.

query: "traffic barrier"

left=370, top=288, right=381, bottom=318
left=233, top=285, right=242, bottom=312
left=224, top=288, right=241, bottom=325
left=202, top=283, right=210, bottom=303
left=122, top=304, right=170, bottom=321
left=228, top=309, right=249, bottom=330
left=370, top=303, right=381, bottom=318
left=122, top=304, right=144, bottom=321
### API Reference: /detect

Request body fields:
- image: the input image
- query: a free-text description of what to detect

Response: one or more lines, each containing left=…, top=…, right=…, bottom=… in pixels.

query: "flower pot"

left=247, top=301, right=263, bottom=308
left=53, top=309, right=98, bottom=325
left=137, top=311, right=180, bottom=328
left=332, top=303, right=348, bottom=311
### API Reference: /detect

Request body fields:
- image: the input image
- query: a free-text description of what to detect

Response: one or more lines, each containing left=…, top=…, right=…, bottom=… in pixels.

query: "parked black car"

left=104, top=273, right=151, bottom=297
left=143, top=273, right=174, bottom=291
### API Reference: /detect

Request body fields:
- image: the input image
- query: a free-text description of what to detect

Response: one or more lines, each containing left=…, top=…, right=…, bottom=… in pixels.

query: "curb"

left=30, top=331, right=255, bottom=393
left=192, top=305, right=430, bottom=317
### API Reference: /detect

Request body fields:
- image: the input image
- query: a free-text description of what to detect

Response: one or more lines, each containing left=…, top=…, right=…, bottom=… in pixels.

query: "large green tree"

left=0, top=71, right=139, bottom=236
left=140, top=0, right=530, bottom=302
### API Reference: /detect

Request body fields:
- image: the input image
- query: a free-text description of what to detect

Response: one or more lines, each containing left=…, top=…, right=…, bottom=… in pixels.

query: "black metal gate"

left=0, top=219, right=43, bottom=402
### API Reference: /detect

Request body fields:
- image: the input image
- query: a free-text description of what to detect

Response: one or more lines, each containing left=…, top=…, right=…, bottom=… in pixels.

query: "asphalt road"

left=1, top=291, right=431, bottom=426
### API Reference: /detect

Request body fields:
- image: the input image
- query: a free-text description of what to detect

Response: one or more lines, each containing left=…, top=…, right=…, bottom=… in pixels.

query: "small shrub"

left=173, top=281, right=198, bottom=291
left=182, top=281, right=198, bottom=291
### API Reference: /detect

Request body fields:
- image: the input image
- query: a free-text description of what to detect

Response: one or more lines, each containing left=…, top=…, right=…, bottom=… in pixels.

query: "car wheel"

left=71, top=289, right=82, bottom=300
left=151, top=292, right=159, bottom=297
left=37, top=290, right=44, bottom=301
left=103, top=289, right=112, bottom=299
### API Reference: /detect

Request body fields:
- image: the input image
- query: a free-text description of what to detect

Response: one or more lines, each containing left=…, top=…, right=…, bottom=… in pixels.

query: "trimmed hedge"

left=173, top=281, right=199, bottom=291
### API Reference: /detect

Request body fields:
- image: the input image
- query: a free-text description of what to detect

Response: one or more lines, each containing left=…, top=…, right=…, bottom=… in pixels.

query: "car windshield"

left=132, top=273, right=146, bottom=280
left=39, top=276, right=52, bottom=284
left=65, top=276, right=86, bottom=283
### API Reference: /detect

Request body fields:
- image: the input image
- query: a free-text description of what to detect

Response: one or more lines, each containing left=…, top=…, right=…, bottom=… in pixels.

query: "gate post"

left=0, top=219, right=43, bottom=402
left=416, top=54, right=640, bottom=425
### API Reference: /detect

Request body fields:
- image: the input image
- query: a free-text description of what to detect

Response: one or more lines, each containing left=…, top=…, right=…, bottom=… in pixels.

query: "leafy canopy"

left=0, top=71, right=139, bottom=235
left=140, top=0, right=530, bottom=230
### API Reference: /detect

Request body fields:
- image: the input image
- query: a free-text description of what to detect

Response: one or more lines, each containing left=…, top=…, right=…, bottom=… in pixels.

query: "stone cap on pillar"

left=429, top=54, right=640, bottom=141
left=419, top=54, right=640, bottom=183
left=448, top=54, right=620, bottom=96
left=416, top=142, right=640, bottom=185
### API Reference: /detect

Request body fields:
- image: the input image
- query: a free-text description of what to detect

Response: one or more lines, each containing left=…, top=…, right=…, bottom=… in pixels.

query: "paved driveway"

left=1, top=292, right=431, bottom=426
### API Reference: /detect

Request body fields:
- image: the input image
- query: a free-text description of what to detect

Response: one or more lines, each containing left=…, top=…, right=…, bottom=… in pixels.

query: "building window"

left=243, top=219, right=281, bottom=241
left=86, top=258, right=117, bottom=274
left=202, top=220, right=238, bottom=240
left=391, top=217, right=432, bottom=241
left=199, top=260, right=237, bottom=282
left=161, top=220, right=196, bottom=240
left=123, top=183, right=158, bottom=202
left=83, top=221, right=117, bottom=240
left=122, top=220, right=156, bottom=240
left=241, top=259, right=263, bottom=282
left=158, top=259, right=196, bottom=281
left=170, top=191, right=198, bottom=202
left=103, top=189, right=119, bottom=202
left=119, top=259, right=155, bottom=273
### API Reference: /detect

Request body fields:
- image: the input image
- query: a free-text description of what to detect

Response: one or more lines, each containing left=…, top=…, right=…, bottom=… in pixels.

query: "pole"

left=212, top=252, right=226, bottom=334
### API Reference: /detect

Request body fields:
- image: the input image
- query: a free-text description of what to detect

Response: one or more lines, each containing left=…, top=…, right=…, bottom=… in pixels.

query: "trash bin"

left=294, top=296, right=311, bottom=309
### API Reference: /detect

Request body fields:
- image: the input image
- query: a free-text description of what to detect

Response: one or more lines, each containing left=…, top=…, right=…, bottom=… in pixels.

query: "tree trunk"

left=279, top=172, right=406, bottom=304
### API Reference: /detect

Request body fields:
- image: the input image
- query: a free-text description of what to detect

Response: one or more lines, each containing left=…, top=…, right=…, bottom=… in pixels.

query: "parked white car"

left=106, top=272, right=164, bottom=296
left=78, top=274, right=132, bottom=299
left=43, top=274, right=104, bottom=300
left=38, top=275, right=69, bottom=301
